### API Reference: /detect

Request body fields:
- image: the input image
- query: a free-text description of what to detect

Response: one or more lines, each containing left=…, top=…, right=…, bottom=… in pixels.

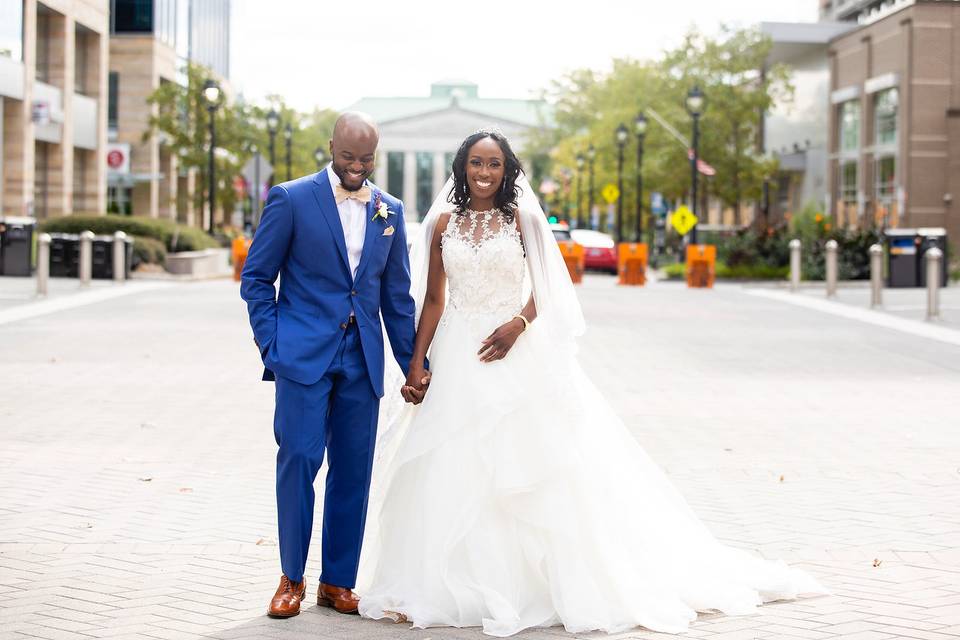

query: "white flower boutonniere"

left=371, top=193, right=393, bottom=223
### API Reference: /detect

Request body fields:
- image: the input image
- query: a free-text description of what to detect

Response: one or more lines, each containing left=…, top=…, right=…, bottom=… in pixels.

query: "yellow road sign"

left=670, top=205, right=698, bottom=236
left=601, top=183, right=620, bottom=204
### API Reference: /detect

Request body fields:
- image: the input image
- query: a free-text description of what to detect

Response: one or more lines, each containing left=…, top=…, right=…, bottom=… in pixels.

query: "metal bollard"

left=825, top=239, right=838, bottom=298
left=79, top=230, right=94, bottom=286
left=37, top=233, right=51, bottom=297
left=869, top=243, right=883, bottom=308
left=113, top=230, right=127, bottom=283
left=926, top=247, right=943, bottom=321
left=789, top=239, right=801, bottom=292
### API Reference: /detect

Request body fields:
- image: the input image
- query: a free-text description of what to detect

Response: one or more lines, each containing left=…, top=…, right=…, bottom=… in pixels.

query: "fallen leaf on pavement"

left=873, top=558, right=882, bottom=567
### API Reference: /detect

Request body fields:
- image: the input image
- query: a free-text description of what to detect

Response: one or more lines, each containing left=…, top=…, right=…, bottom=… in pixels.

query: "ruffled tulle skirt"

left=357, top=310, right=827, bottom=636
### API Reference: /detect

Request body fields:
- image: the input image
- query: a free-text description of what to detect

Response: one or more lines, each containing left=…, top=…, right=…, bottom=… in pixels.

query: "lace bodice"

left=440, top=209, right=525, bottom=320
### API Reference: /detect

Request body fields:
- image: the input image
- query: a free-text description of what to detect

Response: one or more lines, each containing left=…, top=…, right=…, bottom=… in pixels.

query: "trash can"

left=89, top=235, right=133, bottom=279
left=885, top=229, right=919, bottom=287
left=0, top=216, right=36, bottom=276
left=918, top=228, right=948, bottom=288
left=885, top=228, right=949, bottom=287
left=48, top=233, right=80, bottom=277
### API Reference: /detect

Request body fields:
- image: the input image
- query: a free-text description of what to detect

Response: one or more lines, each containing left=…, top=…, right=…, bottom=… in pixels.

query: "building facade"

left=1, top=0, right=109, bottom=219
left=827, top=0, right=960, bottom=238
left=761, top=20, right=853, bottom=221
left=349, top=80, right=551, bottom=219
left=107, top=0, right=229, bottom=225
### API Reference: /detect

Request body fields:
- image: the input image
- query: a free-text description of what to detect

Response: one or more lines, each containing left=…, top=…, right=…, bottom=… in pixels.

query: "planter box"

left=165, top=248, right=231, bottom=278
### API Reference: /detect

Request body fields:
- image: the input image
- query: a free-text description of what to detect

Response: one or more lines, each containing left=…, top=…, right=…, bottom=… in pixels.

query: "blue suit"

left=240, top=170, right=416, bottom=587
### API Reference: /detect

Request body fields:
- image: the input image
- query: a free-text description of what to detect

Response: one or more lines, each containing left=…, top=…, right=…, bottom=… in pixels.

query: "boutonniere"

left=371, top=192, right=393, bottom=223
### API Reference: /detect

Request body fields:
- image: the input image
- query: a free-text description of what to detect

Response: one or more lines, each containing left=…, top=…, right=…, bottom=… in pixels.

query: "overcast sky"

left=230, top=1, right=819, bottom=112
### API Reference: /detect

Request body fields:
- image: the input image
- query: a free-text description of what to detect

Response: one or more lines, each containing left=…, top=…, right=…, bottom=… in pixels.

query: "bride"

left=356, top=130, right=827, bottom=636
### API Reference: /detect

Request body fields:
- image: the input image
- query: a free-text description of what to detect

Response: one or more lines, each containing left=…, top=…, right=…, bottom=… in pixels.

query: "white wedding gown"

left=357, top=210, right=826, bottom=636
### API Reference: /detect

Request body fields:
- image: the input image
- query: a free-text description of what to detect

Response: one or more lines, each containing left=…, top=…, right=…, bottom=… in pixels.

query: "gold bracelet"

left=512, top=314, right=530, bottom=332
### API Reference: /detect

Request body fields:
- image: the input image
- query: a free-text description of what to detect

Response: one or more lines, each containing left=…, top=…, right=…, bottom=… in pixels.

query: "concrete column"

left=374, top=157, right=387, bottom=188
left=3, top=0, right=37, bottom=216
left=432, top=152, right=446, bottom=199
left=47, top=12, right=74, bottom=216
left=403, top=150, right=417, bottom=217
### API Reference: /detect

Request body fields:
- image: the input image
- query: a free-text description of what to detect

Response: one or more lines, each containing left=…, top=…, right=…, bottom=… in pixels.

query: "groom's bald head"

left=329, top=111, right=379, bottom=190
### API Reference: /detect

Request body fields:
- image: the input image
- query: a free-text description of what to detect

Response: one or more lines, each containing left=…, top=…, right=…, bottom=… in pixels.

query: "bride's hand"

left=478, top=318, right=525, bottom=363
left=401, top=366, right=431, bottom=404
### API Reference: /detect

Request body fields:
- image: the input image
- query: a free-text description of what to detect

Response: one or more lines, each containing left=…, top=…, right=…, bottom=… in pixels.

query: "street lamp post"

left=634, top=112, right=648, bottom=242
left=284, top=123, right=293, bottom=182
left=575, top=153, right=585, bottom=229
left=201, top=79, right=223, bottom=235
left=314, top=147, right=327, bottom=171
left=266, top=109, right=280, bottom=187
left=587, top=144, right=596, bottom=230
left=685, top=86, right=706, bottom=245
left=615, top=123, right=629, bottom=243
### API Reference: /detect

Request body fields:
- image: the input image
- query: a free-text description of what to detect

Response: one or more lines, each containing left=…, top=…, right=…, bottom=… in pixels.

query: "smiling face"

left=465, top=136, right=506, bottom=204
left=329, top=115, right=379, bottom=191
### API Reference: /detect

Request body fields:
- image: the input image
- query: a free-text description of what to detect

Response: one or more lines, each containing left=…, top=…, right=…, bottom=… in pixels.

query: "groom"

left=241, top=112, right=428, bottom=618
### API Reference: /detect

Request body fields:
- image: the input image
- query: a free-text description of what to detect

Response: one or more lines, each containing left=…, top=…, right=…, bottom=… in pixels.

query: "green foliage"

left=528, top=26, right=792, bottom=233
left=718, top=227, right=790, bottom=269
left=788, top=202, right=877, bottom=280
left=660, top=260, right=788, bottom=280
left=132, top=236, right=167, bottom=267
left=145, top=63, right=339, bottom=224
left=39, top=215, right=219, bottom=252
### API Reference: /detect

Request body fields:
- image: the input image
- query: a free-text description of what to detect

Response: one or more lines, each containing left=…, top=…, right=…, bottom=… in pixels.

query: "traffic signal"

left=548, top=216, right=558, bottom=224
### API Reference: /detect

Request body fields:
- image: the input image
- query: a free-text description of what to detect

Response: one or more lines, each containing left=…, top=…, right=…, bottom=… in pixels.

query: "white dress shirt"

left=326, top=165, right=367, bottom=280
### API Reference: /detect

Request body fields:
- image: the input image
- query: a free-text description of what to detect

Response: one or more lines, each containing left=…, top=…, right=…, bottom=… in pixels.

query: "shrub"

left=131, top=236, right=167, bottom=269
left=39, top=215, right=219, bottom=252
left=660, top=261, right=787, bottom=281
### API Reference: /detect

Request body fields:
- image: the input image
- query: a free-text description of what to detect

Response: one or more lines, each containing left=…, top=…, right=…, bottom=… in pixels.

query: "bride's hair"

left=448, top=130, right=524, bottom=220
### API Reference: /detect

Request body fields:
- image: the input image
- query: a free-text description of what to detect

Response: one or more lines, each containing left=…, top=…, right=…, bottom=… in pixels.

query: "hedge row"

left=38, top=215, right=219, bottom=253
left=661, top=261, right=789, bottom=281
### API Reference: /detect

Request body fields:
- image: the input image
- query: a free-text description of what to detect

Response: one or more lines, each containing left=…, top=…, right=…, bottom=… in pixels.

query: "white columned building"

left=350, top=80, right=551, bottom=220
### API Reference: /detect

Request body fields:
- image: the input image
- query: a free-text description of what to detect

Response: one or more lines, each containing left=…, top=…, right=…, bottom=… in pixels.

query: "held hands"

left=401, top=365, right=432, bottom=405
left=478, top=317, right=526, bottom=363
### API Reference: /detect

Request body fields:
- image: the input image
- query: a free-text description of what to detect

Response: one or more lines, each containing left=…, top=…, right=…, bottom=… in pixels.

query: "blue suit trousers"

left=273, top=322, right=379, bottom=587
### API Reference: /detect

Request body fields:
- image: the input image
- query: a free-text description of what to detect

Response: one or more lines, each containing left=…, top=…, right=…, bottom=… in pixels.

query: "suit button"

left=340, top=323, right=347, bottom=330
left=351, top=290, right=357, bottom=296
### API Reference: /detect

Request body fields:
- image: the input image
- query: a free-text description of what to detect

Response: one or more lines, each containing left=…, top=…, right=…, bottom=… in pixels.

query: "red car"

left=571, top=229, right=618, bottom=274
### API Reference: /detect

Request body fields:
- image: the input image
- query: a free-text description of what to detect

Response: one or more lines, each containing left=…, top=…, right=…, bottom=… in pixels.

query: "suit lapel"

left=310, top=170, right=352, bottom=280
left=353, top=189, right=381, bottom=282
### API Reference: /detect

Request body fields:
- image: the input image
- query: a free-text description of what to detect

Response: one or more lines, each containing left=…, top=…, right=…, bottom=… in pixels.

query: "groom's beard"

left=333, top=165, right=372, bottom=190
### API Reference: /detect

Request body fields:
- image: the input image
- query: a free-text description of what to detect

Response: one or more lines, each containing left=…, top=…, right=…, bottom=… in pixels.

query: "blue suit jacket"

left=240, top=170, right=416, bottom=398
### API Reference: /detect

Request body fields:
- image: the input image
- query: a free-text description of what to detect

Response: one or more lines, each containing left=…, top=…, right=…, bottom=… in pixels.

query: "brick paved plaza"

left=1, top=276, right=958, bottom=640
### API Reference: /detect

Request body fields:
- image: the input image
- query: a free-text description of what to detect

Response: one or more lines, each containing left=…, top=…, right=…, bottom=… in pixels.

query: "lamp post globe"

left=314, top=147, right=327, bottom=170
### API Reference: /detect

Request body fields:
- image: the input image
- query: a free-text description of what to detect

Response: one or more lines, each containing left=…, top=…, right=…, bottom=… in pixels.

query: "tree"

left=146, top=64, right=339, bottom=229
left=528, top=26, right=793, bottom=234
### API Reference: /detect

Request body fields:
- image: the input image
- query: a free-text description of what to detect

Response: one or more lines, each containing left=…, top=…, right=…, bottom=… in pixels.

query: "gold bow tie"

left=334, top=184, right=372, bottom=204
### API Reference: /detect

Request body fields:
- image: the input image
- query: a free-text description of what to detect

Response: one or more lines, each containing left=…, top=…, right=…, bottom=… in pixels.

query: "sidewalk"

left=1, top=276, right=958, bottom=639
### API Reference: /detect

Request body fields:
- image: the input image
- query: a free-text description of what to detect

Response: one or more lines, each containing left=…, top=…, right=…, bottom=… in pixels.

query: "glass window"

left=36, top=7, right=50, bottom=83
left=875, top=156, right=895, bottom=203
left=113, top=0, right=154, bottom=33
left=840, top=161, right=857, bottom=204
left=874, top=88, right=898, bottom=147
left=387, top=152, right=404, bottom=200
left=839, top=100, right=860, bottom=152
left=0, top=0, right=23, bottom=61
left=108, top=72, right=119, bottom=130
left=416, top=152, right=433, bottom=218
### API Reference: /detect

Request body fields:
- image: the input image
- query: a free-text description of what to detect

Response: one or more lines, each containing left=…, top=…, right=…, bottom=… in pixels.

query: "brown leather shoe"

left=317, top=582, right=360, bottom=615
left=267, top=575, right=307, bottom=618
